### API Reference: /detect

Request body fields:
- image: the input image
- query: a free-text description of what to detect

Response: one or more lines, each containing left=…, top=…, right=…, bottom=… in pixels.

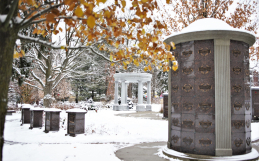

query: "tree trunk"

left=43, top=82, right=53, bottom=108
left=0, top=27, right=19, bottom=161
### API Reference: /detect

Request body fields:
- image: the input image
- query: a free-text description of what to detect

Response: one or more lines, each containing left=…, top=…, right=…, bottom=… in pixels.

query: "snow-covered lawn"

left=3, top=104, right=167, bottom=161
left=3, top=104, right=259, bottom=161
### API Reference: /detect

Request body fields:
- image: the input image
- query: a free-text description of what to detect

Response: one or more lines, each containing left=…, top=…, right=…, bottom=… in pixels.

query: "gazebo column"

left=113, top=80, right=119, bottom=111
left=136, top=80, right=145, bottom=111
left=146, top=81, right=152, bottom=111
left=119, top=80, right=128, bottom=111
left=125, top=82, right=128, bottom=103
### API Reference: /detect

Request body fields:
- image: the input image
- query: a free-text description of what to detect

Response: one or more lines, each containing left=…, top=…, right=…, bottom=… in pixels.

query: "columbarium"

left=164, top=18, right=256, bottom=156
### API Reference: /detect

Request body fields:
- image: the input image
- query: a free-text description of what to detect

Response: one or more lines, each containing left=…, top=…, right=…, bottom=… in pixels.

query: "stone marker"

left=44, top=108, right=61, bottom=133
left=29, top=108, right=44, bottom=129
left=66, top=109, right=87, bottom=137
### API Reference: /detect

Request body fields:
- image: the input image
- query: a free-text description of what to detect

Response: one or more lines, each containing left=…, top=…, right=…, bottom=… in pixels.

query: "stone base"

left=216, top=148, right=232, bottom=156
left=136, top=104, right=146, bottom=111
left=113, top=104, right=128, bottom=111
left=146, top=104, right=152, bottom=111
left=162, top=147, right=259, bottom=161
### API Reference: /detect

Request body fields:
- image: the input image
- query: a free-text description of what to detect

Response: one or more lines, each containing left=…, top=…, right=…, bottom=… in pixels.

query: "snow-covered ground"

left=3, top=104, right=167, bottom=161
left=3, top=104, right=259, bottom=161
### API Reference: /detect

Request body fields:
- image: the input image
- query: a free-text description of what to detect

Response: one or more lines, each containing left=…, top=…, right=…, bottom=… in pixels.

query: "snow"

left=161, top=146, right=259, bottom=161
left=164, top=18, right=256, bottom=39
left=30, top=108, right=44, bottom=111
left=19, top=104, right=34, bottom=109
left=251, top=87, right=259, bottom=90
left=44, top=108, right=61, bottom=112
left=66, top=109, right=87, bottom=113
left=3, top=104, right=259, bottom=161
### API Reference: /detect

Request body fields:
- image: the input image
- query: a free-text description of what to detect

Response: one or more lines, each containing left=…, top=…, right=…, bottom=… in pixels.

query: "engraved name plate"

left=172, top=135, right=180, bottom=143
left=233, top=67, right=242, bottom=75
left=199, top=120, right=212, bottom=129
left=199, top=103, right=212, bottom=112
left=232, top=50, right=241, bottom=57
left=199, top=139, right=212, bottom=146
left=232, top=85, right=242, bottom=93
left=234, top=139, right=243, bottom=147
left=233, top=121, right=243, bottom=129
left=182, top=68, right=193, bottom=75
left=183, top=84, right=193, bottom=92
left=182, top=120, right=194, bottom=128
left=246, top=137, right=251, bottom=146
left=172, top=118, right=179, bottom=126
left=183, top=137, right=193, bottom=146
left=199, top=49, right=211, bottom=56
left=199, top=66, right=211, bottom=74
left=183, top=103, right=193, bottom=111
left=233, top=102, right=242, bottom=111
left=182, top=51, right=192, bottom=57
left=199, top=84, right=212, bottom=92
left=172, top=85, right=179, bottom=92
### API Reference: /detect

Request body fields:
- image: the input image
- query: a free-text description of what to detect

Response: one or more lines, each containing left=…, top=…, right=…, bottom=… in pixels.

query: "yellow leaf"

left=13, top=51, right=19, bottom=59
left=142, top=29, right=145, bottom=35
left=111, top=63, right=115, bottom=66
left=75, top=6, right=84, bottom=17
left=115, top=41, right=120, bottom=48
left=170, top=42, right=176, bottom=50
left=87, top=15, right=96, bottom=29
left=21, top=50, right=25, bottom=56
left=121, top=0, right=126, bottom=7
left=61, top=46, right=65, bottom=49
left=148, top=65, right=151, bottom=71
left=104, top=10, right=111, bottom=18
left=126, top=61, right=130, bottom=64
left=152, top=37, right=157, bottom=42
left=110, top=55, right=113, bottom=61
left=123, top=65, right=127, bottom=70
left=123, top=61, right=127, bottom=66
left=144, top=67, right=148, bottom=72
left=172, top=66, right=178, bottom=71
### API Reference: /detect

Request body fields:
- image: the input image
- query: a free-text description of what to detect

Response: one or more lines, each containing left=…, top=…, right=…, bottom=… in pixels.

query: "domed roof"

left=164, top=18, right=255, bottom=46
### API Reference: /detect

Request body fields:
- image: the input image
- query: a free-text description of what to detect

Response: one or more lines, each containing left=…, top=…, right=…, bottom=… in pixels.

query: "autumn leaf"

left=87, top=15, right=96, bottom=29
left=46, top=13, right=55, bottom=22
left=110, top=55, right=113, bottom=61
left=170, top=42, right=176, bottom=50
left=75, top=6, right=84, bottom=17
left=166, top=0, right=170, bottom=4
left=61, top=46, right=65, bottom=49
left=148, top=65, right=151, bottom=71
left=111, top=63, right=115, bottom=66
left=121, top=0, right=126, bottom=7
left=144, top=67, right=148, bottom=72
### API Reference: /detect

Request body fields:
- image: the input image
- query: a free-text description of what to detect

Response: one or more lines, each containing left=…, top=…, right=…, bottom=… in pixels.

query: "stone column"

left=113, top=81, right=119, bottom=111
left=214, top=39, right=232, bottom=156
left=146, top=81, right=152, bottom=111
left=136, top=80, right=145, bottom=111
left=168, top=61, right=172, bottom=149
left=120, top=80, right=128, bottom=111
left=125, top=82, right=128, bottom=103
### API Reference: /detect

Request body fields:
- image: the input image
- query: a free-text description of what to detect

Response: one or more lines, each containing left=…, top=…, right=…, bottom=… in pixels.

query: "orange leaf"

left=75, top=6, right=84, bottom=17
left=87, top=15, right=96, bottom=29
left=121, top=0, right=126, bottom=7
left=46, top=13, right=55, bottom=22
left=104, top=10, right=111, bottom=18
left=33, top=28, right=37, bottom=34
left=148, top=65, right=151, bottom=71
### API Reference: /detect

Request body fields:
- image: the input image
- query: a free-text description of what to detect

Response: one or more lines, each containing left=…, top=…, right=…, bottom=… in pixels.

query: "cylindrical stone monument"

left=164, top=18, right=255, bottom=156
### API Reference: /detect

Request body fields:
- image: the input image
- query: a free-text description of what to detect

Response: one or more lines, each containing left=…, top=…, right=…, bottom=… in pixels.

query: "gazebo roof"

left=114, top=73, right=152, bottom=82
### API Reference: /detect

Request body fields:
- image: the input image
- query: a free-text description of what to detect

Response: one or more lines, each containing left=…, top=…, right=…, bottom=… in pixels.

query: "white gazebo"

left=113, top=73, right=152, bottom=111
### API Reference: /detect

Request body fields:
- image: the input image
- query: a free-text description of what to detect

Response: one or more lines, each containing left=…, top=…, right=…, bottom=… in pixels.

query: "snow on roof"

left=30, top=107, right=44, bottom=111
left=21, top=104, right=34, bottom=109
left=164, top=18, right=255, bottom=39
left=66, top=109, right=87, bottom=113
left=251, top=87, right=259, bottom=90
left=44, top=108, right=61, bottom=112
